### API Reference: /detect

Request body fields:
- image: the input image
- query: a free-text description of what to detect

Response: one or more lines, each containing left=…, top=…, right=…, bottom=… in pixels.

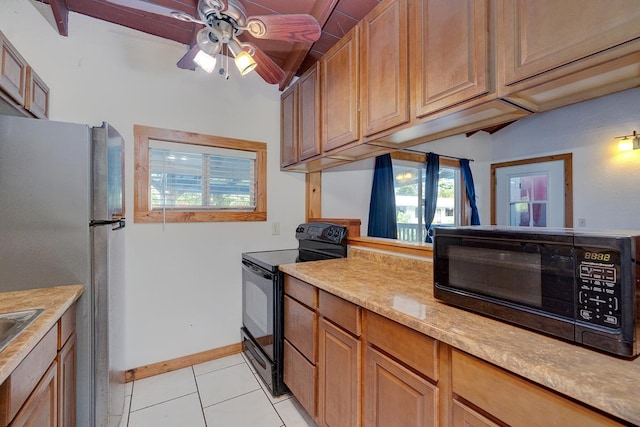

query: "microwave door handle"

left=242, top=260, right=273, bottom=280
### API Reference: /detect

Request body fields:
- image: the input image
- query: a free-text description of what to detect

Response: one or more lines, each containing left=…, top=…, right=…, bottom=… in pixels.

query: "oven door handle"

left=242, top=260, right=273, bottom=280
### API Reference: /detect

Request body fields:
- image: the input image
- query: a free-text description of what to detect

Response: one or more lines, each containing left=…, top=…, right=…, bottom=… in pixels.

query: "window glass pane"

left=509, top=174, right=548, bottom=227
left=209, top=155, right=255, bottom=208
left=392, top=160, right=462, bottom=243
left=394, top=162, right=422, bottom=242
left=433, top=167, right=457, bottom=226
left=150, top=148, right=255, bottom=210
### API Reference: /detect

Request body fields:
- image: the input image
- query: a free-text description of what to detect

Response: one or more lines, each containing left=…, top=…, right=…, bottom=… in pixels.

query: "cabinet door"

left=360, top=0, right=409, bottom=137
left=25, top=67, right=49, bottom=119
left=321, top=26, right=359, bottom=152
left=412, top=0, right=489, bottom=118
left=10, top=362, right=57, bottom=427
left=298, top=63, right=321, bottom=161
left=0, top=32, right=28, bottom=107
left=280, top=84, right=298, bottom=167
left=57, top=333, right=76, bottom=427
left=364, top=346, right=437, bottom=427
left=317, top=318, right=360, bottom=427
left=498, top=0, right=640, bottom=86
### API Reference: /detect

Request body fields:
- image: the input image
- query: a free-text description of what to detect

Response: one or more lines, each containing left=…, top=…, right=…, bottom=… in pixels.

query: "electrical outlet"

left=271, top=222, right=280, bottom=235
left=578, top=218, right=586, bottom=227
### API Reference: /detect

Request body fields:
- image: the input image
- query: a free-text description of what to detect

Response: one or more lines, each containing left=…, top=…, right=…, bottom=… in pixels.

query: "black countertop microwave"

left=433, top=226, right=640, bottom=358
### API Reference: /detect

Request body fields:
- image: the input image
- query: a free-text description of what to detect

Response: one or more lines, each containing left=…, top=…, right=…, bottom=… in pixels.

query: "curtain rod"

left=400, top=148, right=474, bottom=162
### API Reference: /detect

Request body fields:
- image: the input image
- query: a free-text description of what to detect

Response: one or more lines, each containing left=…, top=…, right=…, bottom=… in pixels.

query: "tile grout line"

left=191, top=365, right=209, bottom=427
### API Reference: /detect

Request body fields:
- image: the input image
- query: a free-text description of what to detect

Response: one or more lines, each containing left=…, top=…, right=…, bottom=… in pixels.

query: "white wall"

left=0, top=0, right=306, bottom=369
left=322, top=88, right=640, bottom=232
left=490, top=88, right=640, bottom=230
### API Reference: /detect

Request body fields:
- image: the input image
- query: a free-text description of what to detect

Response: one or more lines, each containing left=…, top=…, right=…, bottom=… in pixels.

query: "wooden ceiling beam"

left=48, top=0, right=70, bottom=36
left=278, top=0, right=339, bottom=91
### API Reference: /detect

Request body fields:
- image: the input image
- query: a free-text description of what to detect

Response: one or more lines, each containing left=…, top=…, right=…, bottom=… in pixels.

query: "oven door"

left=241, top=259, right=275, bottom=360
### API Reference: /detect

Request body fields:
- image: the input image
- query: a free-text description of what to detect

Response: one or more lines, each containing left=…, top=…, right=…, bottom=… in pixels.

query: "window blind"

left=149, top=139, right=256, bottom=210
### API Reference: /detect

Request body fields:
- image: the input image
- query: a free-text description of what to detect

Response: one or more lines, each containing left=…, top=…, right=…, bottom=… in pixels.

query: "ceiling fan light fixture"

left=194, top=50, right=217, bottom=73
left=234, top=51, right=257, bottom=75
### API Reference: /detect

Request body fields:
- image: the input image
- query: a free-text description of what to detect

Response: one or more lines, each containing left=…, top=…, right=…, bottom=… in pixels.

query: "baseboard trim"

left=125, top=342, right=243, bottom=382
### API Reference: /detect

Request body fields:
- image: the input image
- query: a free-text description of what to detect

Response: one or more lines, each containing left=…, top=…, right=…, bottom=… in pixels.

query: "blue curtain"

left=367, top=154, right=397, bottom=238
left=460, top=159, right=480, bottom=225
left=424, top=153, right=439, bottom=242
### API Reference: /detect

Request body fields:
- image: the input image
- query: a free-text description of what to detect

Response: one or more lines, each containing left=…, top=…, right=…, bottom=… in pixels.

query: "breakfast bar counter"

left=279, top=248, right=640, bottom=425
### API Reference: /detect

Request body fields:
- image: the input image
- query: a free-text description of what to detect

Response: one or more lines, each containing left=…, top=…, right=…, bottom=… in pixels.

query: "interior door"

left=494, top=160, right=565, bottom=227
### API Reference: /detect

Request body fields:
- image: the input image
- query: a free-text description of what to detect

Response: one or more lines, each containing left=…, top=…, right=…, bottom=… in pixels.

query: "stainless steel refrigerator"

left=0, top=115, right=126, bottom=427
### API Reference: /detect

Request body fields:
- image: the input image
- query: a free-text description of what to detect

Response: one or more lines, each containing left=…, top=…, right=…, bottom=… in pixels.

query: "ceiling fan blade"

left=103, top=0, right=204, bottom=24
left=176, top=44, right=200, bottom=70
left=247, top=44, right=285, bottom=85
left=245, top=14, right=321, bottom=43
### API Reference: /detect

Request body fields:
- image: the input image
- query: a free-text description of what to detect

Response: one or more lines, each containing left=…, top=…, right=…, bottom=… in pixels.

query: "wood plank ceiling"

left=35, top=0, right=382, bottom=90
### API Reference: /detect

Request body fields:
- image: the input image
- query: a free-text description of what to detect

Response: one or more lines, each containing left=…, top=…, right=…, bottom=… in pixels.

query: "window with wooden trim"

left=134, top=125, right=267, bottom=223
left=390, top=152, right=469, bottom=242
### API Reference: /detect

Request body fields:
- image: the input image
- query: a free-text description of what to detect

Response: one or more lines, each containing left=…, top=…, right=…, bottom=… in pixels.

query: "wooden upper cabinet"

left=298, top=63, right=321, bottom=161
left=280, top=83, right=298, bottom=168
left=25, top=66, right=49, bottom=119
left=360, top=0, right=409, bottom=137
left=321, top=26, right=360, bottom=152
left=411, top=0, right=490, bottom=118
left=496, top=0, right=640, bottom=111
left=0, top=32, right=28, bottom=107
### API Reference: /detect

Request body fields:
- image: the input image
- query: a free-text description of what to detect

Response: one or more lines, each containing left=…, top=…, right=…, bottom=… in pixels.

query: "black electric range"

left=240, top=222, right=348, bottom=396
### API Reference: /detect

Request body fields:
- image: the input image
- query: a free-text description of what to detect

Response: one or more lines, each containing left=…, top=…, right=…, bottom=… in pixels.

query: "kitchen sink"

left=0, top=309, right=44, bottom=353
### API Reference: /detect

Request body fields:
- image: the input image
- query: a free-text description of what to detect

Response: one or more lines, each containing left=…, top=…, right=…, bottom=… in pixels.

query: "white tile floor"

left=121, top=353, right=317, bottom=427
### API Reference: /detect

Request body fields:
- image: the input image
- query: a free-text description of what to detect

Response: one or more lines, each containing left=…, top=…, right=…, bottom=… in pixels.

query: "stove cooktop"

left=242, top=248, right=341, bottom=273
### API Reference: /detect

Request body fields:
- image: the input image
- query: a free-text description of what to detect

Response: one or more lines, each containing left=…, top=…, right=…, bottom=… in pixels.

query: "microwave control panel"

left=576, top=249, right=621, bottom=329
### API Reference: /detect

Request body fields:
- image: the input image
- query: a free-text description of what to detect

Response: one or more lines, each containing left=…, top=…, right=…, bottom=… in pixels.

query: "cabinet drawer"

left=0, top=325, right=57, bottom=425
left=57, top=306, right=76, bottom=350
left=451, top=349, right=622, bottom=427
left=284, top=295, right=317, bottom=362
left=365, top=310, right=438, bottom=381
left=318, top=290, right=361, bottom=336
left=283, top=339, right=316, bottom=418
left=284, top=275, right=317, bottom=308
left=452, top=400, right=500, bottom=427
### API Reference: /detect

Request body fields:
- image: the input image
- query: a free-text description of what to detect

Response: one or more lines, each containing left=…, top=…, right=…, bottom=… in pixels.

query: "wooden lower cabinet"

left=451, top=349, right=623, bottom=427
left=282, top=276, right=626, bottom=426
left=10, top=362, right=57, bottom=427
left=317, top=318, right=360, bottom=427
left=57, top=333, right=76, bottom=427
left=364, top=346, right=437, bottom=427
left=0, top=305, right=77, bottom=427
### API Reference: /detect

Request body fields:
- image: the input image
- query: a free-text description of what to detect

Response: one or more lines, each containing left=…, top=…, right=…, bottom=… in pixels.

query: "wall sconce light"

left=616, top=130, right=640, bottom=151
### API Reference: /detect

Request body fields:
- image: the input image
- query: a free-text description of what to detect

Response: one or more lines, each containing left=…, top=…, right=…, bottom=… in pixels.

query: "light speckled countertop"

left=0, top=285, right=84, bottom=384
left=279, top=248, right=640, bottom=425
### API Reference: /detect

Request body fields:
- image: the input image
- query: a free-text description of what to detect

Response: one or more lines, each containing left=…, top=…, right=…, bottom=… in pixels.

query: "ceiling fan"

left=104, top=0, right=322, bottom=84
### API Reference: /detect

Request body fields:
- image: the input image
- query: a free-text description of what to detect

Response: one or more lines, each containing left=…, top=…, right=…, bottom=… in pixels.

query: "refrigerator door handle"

left=90, top=219, right=126, bottom=230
